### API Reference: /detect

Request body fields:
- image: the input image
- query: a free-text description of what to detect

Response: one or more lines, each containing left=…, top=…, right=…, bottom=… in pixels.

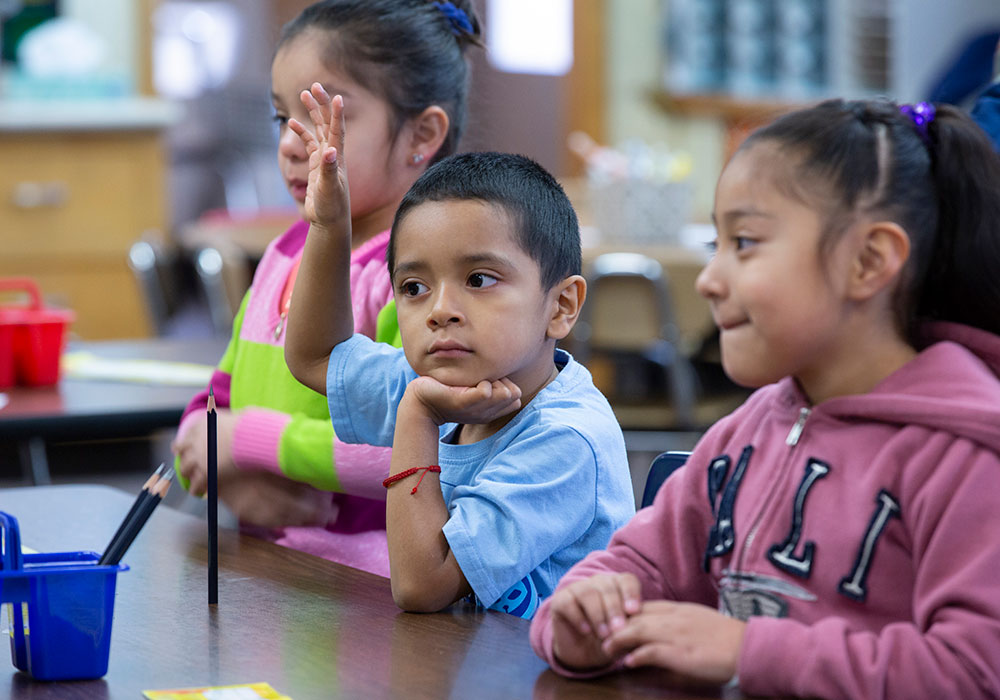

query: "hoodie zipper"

left=735, top=405, right=812, bottom=572
left=785, top=407, right=812, bottom=446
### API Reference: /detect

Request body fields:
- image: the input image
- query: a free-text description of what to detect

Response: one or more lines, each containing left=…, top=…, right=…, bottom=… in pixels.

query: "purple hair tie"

left=899, top=102, right=936, bottom=145
left=435, top=1, right=473, bottom=37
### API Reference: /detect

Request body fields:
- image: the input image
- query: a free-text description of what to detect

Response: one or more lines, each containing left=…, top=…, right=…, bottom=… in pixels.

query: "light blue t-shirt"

left=326, top=334, right=635, bottom=617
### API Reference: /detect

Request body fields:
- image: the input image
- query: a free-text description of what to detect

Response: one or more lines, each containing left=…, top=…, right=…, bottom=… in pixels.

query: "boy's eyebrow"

left=393, top=252, right=517, bottom=280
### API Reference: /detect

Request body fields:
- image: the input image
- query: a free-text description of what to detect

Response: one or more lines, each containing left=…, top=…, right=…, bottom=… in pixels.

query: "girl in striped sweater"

left=172, top=0, right=482, bottom=575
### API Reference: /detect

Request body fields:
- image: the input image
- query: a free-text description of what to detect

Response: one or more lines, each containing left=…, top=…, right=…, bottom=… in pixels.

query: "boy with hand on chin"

left=285, top=84, right=634, bottom=618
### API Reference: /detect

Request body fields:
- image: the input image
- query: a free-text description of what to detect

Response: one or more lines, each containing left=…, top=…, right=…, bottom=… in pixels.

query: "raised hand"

left=406, top=375, right=522, bottom=427
left=602, top=600, right=746, bottom=684
left=548, top=572, right=643, bottom=671
left=288, top=82, right=350, bottom=233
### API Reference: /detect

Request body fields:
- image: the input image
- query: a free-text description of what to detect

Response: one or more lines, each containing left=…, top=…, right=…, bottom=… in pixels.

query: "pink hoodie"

left=531, top=322, right=1000, bottom=699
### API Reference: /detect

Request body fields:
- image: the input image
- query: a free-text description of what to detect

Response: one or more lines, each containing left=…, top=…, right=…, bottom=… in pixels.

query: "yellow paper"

left=62, top=352, right=213, bottom=386
left=143, top=682, right=291, bottom=700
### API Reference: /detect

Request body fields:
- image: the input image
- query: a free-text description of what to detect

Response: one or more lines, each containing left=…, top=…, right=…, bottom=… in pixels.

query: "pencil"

left=98, top=462, right=166, bottom=566
left=208, top=384, right=218, bottom=605
left=100, top=467, right=174, bottom=566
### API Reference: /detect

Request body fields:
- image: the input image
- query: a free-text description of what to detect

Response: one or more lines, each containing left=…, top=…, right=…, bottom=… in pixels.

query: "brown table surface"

left=0, top=485, right=745, bottom=699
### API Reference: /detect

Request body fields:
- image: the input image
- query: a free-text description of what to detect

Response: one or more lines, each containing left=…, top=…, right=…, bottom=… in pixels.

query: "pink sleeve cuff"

left=231, top=408, right=292, bottom=475
left=332, top=439, right=392, bottom=500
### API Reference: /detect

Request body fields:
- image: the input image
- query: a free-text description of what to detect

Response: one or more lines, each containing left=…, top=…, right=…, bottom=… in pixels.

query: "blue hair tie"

left=899, top=102, right=936, bottom=145
left=435, top=1, right=473, bottom=37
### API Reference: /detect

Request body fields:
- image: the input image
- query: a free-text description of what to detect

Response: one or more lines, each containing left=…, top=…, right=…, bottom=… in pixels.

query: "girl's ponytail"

left=917, top=105, right=1000, bottom=335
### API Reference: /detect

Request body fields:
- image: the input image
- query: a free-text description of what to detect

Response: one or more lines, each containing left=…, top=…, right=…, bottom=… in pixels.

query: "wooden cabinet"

left=0, top=114, right=171, bottom=340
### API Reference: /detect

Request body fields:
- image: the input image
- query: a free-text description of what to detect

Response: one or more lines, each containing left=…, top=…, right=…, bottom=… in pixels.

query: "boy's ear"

left=406, top=105, right=449, bottom=166
left=847, top=220, right=910, bottom=301
left=546, top=275, right=587, bottom=340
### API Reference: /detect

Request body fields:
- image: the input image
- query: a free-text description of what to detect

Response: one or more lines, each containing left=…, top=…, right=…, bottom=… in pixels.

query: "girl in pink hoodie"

left=531, top=99, right=1000, bottom=699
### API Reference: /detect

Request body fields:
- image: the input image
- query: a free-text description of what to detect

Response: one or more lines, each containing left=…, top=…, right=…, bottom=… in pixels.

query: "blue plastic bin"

left=0, top=512, right=128, bottom=681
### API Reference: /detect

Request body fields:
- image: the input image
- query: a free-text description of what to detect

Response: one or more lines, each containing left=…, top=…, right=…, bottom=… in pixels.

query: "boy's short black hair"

left=387, top=152, right=581, bottom=290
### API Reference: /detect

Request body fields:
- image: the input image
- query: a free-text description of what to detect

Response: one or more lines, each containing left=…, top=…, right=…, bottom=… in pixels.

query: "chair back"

left=194, top=242, right=250, bottom=337
left=576, top=252, right=677, bottom=353
left=641, top=450, right=691, bottom=508
left=127, top=237, right=173, bottom=336
left=574, top=252, right=697, bottom=428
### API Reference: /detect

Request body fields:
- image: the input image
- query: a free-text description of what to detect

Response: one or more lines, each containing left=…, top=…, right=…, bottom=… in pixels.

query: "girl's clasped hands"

left=549, top=572, right=746, bottom=684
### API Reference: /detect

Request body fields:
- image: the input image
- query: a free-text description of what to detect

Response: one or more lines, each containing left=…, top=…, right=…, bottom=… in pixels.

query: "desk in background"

left=177, top=211, right=716, bottom=354
left=0, top=484, right=743, bottom=699
left=0, top=337, right=226, bottom=484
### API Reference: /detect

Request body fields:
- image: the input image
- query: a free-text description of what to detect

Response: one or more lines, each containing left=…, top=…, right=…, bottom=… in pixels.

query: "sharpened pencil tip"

left=207, top=383, right=216, bottom=412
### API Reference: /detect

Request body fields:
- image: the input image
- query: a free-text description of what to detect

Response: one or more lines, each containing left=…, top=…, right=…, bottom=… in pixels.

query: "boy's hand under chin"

left=406, top=375, right=522, bottom=427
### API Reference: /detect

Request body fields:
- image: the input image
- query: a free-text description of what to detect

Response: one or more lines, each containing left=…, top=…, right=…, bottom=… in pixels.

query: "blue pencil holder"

left=0, top=511, right=128, bottom=681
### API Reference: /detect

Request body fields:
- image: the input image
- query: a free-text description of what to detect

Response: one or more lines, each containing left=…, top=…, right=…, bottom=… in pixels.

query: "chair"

left=572, top=252, right=698, bottom=429
left=193, top=241, right=250, bottom=337
left=571, top=251, right=750, bottom=432
left=127, top=236, right=177, bottom=337
left=640, top=450, right=691, bottom=508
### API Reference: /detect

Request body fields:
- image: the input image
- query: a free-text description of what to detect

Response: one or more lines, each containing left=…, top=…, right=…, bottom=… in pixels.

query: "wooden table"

left=0, top=485, right=744, bottom=699
left=0, top=338, right=226, bottom=484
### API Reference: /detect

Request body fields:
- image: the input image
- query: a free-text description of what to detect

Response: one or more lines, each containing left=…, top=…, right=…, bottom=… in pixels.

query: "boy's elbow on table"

left=391, top=568, right=468, bottom=613
left=391, top=580, right=452, bottom=614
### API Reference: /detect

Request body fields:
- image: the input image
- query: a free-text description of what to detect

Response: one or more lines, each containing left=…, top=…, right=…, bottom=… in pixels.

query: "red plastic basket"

left=0, top=278, right=75, bottom=389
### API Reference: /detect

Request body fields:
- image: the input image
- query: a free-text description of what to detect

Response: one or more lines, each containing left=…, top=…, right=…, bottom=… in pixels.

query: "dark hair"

left=388, top=152, right=582, bottom=290
left=740, top=98, right=1000, bottom=339
left=277, top=0, right=482, bottom=162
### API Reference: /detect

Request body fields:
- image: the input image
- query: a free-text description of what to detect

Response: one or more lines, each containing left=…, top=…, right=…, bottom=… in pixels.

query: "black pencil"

left=98, top=462, right=166, bottom=565
left=100, top=467, right=174, bottom=566
left=208, top=384, right=218, bottom=605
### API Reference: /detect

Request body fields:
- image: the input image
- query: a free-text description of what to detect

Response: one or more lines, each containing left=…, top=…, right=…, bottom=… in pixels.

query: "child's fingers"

left=550, top=587, right=596, bottom=636
left=558, top=577, right=622, bottom=639
left=619, top=641, right=673, bottom=671
left=617, top=573, right=643, bottom=615
left=287, top=118, right=318, bottom=154
left=310, top=82, right=332, bottom=131
left=328, top=93, right=346, bottom=161
left=590, top=577, right=631, bottom=638
left=498, top=377, right=522, bottom=401
left=299, top=88, right=328, bottom=139
left=177, top=453, right=207, bottom=497
left=188, top=471, right=207, bottom=498
left=602, top=613, right=658, bottom=659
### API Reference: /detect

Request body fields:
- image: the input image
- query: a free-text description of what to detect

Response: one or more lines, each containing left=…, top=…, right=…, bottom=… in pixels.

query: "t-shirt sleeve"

left=442, top=424, right=600, bottom=608
left=326, top=333, right=415, bottom=446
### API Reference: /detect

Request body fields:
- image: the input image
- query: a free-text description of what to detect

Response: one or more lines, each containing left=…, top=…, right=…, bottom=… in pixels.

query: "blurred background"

left=2, top=0, right=999, bottom=501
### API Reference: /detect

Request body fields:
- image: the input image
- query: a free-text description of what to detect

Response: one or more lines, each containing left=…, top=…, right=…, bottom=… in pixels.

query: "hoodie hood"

left=814, top=322, right=1000, bottom=453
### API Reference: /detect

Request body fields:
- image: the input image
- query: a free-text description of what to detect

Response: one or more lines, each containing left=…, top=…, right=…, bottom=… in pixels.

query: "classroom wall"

left=61, top=0, right=139, bottom=93
left=605, top=0, right=726, bottom=224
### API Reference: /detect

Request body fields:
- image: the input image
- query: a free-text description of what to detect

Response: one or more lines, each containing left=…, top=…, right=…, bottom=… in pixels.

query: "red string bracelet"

left=383, top=465, right=442, bottom=494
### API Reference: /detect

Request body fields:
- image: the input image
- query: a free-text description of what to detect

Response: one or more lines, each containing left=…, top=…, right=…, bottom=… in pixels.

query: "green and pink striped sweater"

left=176, top=220, right=400, bottom=576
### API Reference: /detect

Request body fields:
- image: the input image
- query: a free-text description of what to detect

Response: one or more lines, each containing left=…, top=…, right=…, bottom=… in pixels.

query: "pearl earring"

left=411, top=153, right=425, bottom=165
